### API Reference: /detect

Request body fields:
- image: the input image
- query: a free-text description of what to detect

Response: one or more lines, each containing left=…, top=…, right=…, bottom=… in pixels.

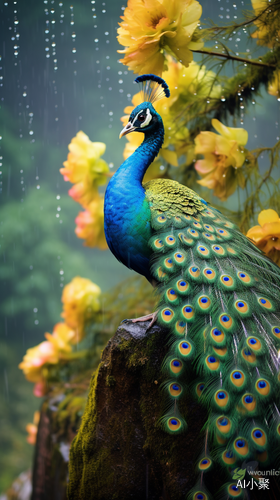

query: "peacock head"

left=119, top=74, right=170, bottom=139
left=119, top=102, right=162, bottom=138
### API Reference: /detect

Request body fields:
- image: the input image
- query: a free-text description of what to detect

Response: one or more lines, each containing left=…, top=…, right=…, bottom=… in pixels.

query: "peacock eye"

left=138, top=114, right=145, bottom=122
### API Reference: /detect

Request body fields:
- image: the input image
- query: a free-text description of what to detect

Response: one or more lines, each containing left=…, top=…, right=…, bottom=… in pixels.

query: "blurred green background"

left=0, top=0, right=279, bottom=493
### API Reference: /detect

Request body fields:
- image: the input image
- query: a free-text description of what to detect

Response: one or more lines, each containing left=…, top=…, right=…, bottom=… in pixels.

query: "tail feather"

left=149, top=205, right=280, bottom=496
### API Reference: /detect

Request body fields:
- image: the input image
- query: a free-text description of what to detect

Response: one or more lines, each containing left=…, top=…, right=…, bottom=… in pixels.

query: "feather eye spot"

left=161, top=308, right=174, bottom=323
left=182, top=305, right=194, bottom=320
left=227, top=484, right=242, bottom=497
left=196, top=383, right=205, bottom=397
left=204, top=224, right=215, bottom=232
left=258, top=297, right=273, bottom=309
left=234, top=438, right=249, bottom=456
left=175, top=320, right=186, bottom=335
left=255, top=379, right=270, bottom=396
left=203, top=268, right=216, bottom=280
left=237, top=271, right=251, bottom=283
left=167, top=288, right=178, bottom=302
left=193, top=222, right=202, bottom=229
left=242, top=348, right=256, bottom=363
left=176, top=280, right=189, bottom=293
left=212, top=244, right=226, bottom=256
left=197, top=245, right=210, bottom=257
left=272, top=326, right=280, bottom=338
left=165, top=235, right=176, bottom=246
left=210, top=327, right=225, bottom=343
left=154, top=238, right=164, bottom=249
left=198, top=295, right=211, bottom=310
left=169, top=383, right=182, bottom=397
left=219, top=314, right=233, bottom=329
left=230, top=370, right=245, bottom=388
left=222, top=450, right=236, bottom=465
left=189, top=266, right=200, bottom=279
left=157, top=215, right=166, bottom=223
left=194, top=493, right=207, bottom=500
left=198, top=458, right=212, bottom=471
left=246, top=337, right=261, bottom=351
left=174, top=252, right=185, bottom=263
left=216, top=417, right=231, bottom=433
left=206, top=355, right=220, bottom=371
left=170, top=359, right=183, bottom=374
left=235, top=300, right=249, bottom=314
left=188, top=228, right=199, bottom=238
left=164, top=258, right=173, bottom=269
left=241, top=394, right=256, bottom=412
left=220, top=275, right=234, bottom=287
left=215, top=390, right=229, bottom=407
left=167, top=417, right=181, bottom=431
left=179, top=341, right=192, bottom=356
left=252, top=428, right=267, bottom=447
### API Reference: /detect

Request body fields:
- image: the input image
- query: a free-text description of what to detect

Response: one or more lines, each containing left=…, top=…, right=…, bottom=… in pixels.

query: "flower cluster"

left=19, top=322, right=75, bottom=397
left=19, top=277, right=102, bottom=396
left=117, top=0, right=203, bottom=75
left=61, top=276, right=101, bottom=342
left=75, top=197, right=107, bottom=249
left=251, top=0, right=280, bottom=48
left=60, top=131, right=109, bottom=249
left=122, top=57, right=221, bottom=180
left=194, top=119, right=248, bottom=200
left=247, top=209, right=280, bottom=266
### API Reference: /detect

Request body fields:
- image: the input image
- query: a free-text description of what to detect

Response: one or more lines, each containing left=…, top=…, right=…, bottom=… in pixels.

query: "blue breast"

left=104, top=170, right=153, bottom=282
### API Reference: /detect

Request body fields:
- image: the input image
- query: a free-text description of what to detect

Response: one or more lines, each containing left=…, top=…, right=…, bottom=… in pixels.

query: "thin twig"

left=193, top=49, right=276, bottom=68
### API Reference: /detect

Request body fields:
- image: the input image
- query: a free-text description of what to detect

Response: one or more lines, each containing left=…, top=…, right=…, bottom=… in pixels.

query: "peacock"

left=104, top=74, right=280, bottom=499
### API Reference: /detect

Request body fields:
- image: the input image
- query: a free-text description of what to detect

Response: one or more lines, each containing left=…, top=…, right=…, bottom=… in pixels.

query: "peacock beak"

left=119, top=122, right=135, bottom=138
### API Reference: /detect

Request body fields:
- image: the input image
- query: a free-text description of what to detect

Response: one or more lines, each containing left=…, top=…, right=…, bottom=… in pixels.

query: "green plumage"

left=146, top=186, right=280, bottom=498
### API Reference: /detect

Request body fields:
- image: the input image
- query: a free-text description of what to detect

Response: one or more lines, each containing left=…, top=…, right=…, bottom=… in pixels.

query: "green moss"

left=106, top=375, right=116, bottom=387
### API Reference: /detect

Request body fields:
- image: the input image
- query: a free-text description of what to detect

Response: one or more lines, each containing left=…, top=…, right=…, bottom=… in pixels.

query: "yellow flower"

left=247, top=209, right=280, bottom=266
left=45, top=322, right=76, bottom=351
left=268, top=69, right=280, bottom=98
left=19, top=322, right=77, bottom=388
left=117, top=0, right=203, bottom=75
left=19, top=340, right=59, bottom=383
left=75, top=195, right=108, bottom=250
left=194, top=118, right=248, bottom=200
left=60, top=131, right=109, bottom=208
left=251, top=0, right=279, bottom=47
left=61, top=277, right=101, bottom=341
left=121, top=57, right=220, bottom=180
left=26, top=411, right=40, bottom=445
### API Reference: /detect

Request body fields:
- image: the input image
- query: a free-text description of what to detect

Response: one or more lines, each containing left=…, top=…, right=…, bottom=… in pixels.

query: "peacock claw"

left=131, top=311, right=158, bottom=330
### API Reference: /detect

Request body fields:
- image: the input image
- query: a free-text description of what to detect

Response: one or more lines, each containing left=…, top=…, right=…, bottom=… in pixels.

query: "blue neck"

left=104, top=123, right=164, bottom=281
left=115, top=126, right=165, bottom=185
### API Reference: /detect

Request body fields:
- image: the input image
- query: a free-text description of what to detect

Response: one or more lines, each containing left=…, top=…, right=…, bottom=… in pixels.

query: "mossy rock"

left=67, top=320, right=207, bottom=500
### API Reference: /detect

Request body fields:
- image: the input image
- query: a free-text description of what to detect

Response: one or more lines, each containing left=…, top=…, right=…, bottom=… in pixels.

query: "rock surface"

left=67, top=320, right=207, bottom=500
